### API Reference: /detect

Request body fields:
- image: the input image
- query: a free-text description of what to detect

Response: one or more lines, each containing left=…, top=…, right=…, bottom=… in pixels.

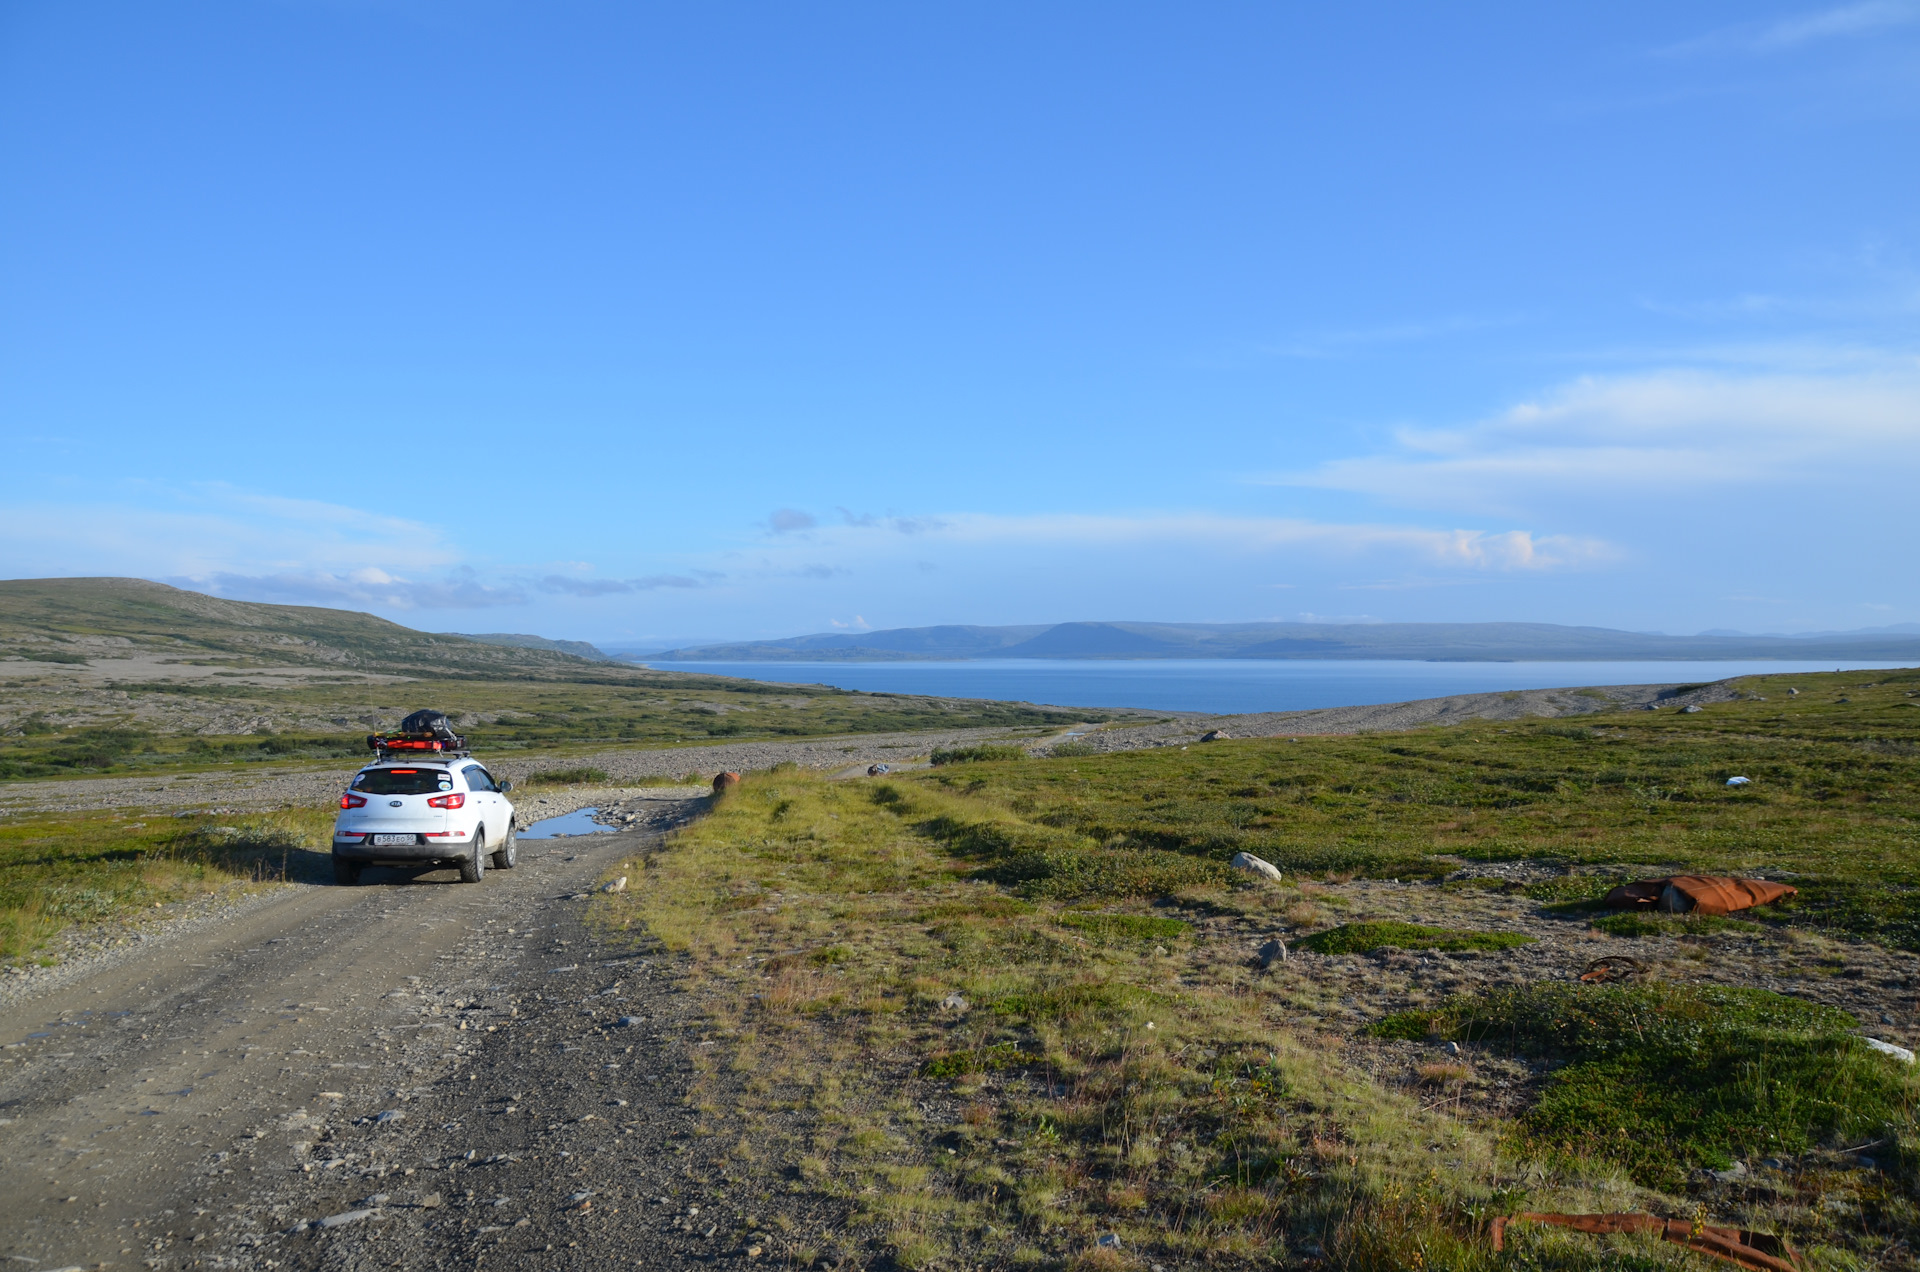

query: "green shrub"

left=1591, top=911, right=1762, bottom=939
left=930, top=744, right=1028, bottom=766
left=1048, top=741, right=1100, bottom=758
left=523, top=766, right=610, bottom=786
left=1298, top=921, right=1535, bottom=955
left=1521, top=875, right=1618, bottom=904
left=921, top=1042, right=1041, bottom=1078
left=1373, top=983, right=1916, bottom=1189
left=981, top=846, right=1232, bottom=900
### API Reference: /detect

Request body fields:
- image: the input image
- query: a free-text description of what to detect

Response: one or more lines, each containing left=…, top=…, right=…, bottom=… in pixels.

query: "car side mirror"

left=498, top=779, right=512, bottom=793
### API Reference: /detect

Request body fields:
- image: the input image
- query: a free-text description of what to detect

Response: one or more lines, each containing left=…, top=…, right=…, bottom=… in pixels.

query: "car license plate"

left=372, top=833, right=417, bottom=846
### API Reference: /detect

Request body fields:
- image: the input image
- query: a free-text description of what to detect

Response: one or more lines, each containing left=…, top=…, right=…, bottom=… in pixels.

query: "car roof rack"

left=366, top=732, right=472, bottom=761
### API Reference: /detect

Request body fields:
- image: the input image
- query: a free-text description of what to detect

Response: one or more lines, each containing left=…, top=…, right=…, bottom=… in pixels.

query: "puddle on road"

left=520, top=807, right=616, bottom=840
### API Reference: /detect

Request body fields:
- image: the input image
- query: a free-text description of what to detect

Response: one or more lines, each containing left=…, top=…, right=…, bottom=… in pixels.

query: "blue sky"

left=2, top=1, right=1916, bottom=647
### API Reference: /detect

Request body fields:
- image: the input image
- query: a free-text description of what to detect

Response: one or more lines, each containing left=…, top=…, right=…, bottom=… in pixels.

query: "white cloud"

left=748, top=510, right=1613, bottom=573
left=1755, top=1, right=1918, bottom=48
left=0, top=489, right=459, bottom=581
left=189, top=568, right=526, bottom=610
left=1271, top=365, right=1920, bottom=512
left=1659, top=1, right=1919, bottom=55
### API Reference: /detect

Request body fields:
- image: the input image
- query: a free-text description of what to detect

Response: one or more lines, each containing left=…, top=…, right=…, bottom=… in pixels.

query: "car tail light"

left=341, top=793, right=367, bottom=809
left=427, top=793, right=465, bottom=809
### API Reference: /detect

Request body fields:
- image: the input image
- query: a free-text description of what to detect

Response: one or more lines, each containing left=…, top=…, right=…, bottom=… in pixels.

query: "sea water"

left=643, top=658, right=1913, bottom=716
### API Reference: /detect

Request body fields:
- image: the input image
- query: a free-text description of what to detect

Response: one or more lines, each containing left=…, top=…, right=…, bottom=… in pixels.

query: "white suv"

left=331, top=757, right=517, bottom=886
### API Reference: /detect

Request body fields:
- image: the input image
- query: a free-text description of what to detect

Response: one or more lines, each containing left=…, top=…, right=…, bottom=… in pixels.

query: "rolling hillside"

left=0, top=577, right=603, bottom=678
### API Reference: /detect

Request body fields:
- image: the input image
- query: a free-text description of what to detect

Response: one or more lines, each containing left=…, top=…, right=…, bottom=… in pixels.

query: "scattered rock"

left=1708, top=1161, right=1748, bottom=1183
left=1097, top=1232, right=1123, bottom=1248
left=373, top=1109, right=403, bottom=1125
left=602, top=877, right=628, bottom=894
left=616, top=1015, right=643, bottom=1027
left=1199, top=730, right=1230, bottom=742
left=1231, top=852, right=1283, bottom=883
left=1256, top=938, right=1288, bottom=968
left=319, top=1208, right=373, bottom=1228
left=1865, top=1037, right=1916, bottom=1064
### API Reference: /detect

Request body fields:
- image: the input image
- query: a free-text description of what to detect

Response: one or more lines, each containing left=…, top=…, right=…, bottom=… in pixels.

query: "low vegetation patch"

left=521, top=765, right=610, bottom=786
left=1298, top=920, right=1534, bottom=955
left=1590, top=911, right=1763, bottom=939
left=0, top=808, right=331, bottom=963
left=929, top=743, right=1028, bottom=765
left=1375, top=983, right=1918, bottom=1191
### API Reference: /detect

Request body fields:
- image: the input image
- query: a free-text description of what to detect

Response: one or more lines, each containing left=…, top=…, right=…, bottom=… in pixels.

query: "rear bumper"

left=333, top=834, right=473, bottom=864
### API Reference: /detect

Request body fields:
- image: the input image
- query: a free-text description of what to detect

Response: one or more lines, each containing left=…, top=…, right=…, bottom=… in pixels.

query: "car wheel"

left=459, top=829, right=487, bottom=884
left=332, top=855, right=362, bottom=887
left=491, top=821, right=517, bottom=870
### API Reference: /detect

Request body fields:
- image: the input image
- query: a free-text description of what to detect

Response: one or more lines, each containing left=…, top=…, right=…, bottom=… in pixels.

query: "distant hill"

left=0, top=577, right=609, bottom=677
left=449, top=632, right=613, bottom=661
left=638, top=619, right=1920, bottom=663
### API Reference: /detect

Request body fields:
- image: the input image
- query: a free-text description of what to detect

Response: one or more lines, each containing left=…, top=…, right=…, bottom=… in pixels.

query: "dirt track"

left=0, top=792, right=836, bottom=1271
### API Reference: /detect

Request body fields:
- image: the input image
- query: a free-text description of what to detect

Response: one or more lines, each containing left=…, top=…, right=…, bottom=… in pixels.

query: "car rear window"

left=352, top=768, right=453, bottom=795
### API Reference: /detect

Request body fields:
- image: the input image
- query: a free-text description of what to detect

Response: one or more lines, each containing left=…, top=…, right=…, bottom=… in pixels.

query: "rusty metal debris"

left=1579, top=954, right=1647, bottom=983
left=1604, top=876, right=1797, bottom=916
left=1491, top=1212, right=1799, bottom=1272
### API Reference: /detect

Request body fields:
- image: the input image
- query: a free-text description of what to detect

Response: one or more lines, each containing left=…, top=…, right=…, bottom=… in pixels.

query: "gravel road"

left=0, top=790, right=832, bottom=1271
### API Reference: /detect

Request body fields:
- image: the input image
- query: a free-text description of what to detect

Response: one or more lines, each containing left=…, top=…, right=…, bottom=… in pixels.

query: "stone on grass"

left=1256, top=938, right=1288, bottom=968
left=1231, top=852, right=1283, bottom=883
left=941, top=992, right=969, bottom=1012
left=1199, top=730, right=1230, bottom=742
left=1866, top=1037, right=1916, bottom=1064
left=602, top=876, right=628, bottom=893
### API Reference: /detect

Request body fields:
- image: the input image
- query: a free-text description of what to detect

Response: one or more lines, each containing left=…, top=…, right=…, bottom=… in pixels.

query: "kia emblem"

left=389, top=800, right=403, bottom=807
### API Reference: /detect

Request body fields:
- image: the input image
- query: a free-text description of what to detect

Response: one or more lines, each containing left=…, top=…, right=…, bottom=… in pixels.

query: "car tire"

left=459, top=830, right=487, bottom=884
left=491, top=822, right=517, bottom=870
left=332, top=855, right=362, bottom=887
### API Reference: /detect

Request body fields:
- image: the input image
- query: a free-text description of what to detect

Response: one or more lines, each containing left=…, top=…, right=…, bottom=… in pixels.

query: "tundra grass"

left=600, top=773, right=1534, bottom=1270
left=1374, top=983, right=1920, bottom=1192
left=915, top=668, right=1920, bottom=948
left=0, top=807, right=332, bottom=963
left=599, top=669, right=1920, bottom=1270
